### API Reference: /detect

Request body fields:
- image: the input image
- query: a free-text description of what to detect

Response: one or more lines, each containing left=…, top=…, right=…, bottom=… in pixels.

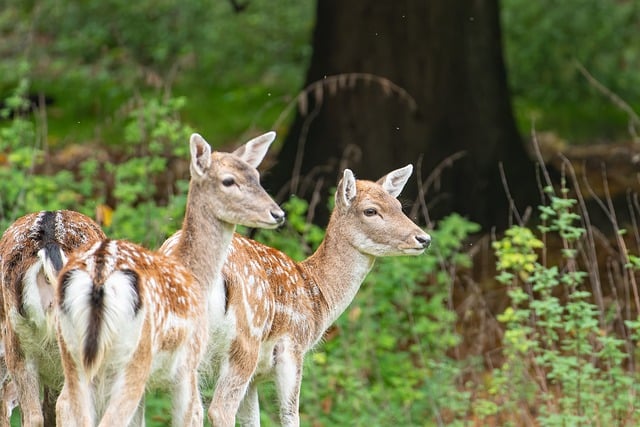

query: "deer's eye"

left=363, top=208, right=377, bottom=217
left=222, top=177, right=235, bottom=187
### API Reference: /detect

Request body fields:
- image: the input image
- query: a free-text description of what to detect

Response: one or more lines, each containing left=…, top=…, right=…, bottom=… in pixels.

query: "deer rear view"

left=161, top=165, right=430, bottom=426
left=0, top=210, right=105, bottom=427
left=55, top=132, right=284, bottom=427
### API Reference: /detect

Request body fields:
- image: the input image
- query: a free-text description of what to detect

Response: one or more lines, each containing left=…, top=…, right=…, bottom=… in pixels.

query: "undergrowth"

left=0, top=78, right=192, bottom=249
left=471, top=183, right=640, bottom=426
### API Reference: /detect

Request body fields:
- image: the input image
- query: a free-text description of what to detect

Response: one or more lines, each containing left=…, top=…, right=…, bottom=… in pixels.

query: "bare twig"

left=498, top=162, right=523, bottom=227
left=632, top=192, right=640, bottom=253
left=289, top=103, right=322, bottom=196
left=36, top=93, right=49, bottom=167
left=273, top=73, right=417, bottom=130
left=559, top=153, right=605, bottom=326
left=581, top=161, right=640, bottom=315
left=575, top=60, right=640, bottom=143
left=413, top=154, right=432, bottom=227
left=306, top=177, right=324, bottom=226
left=529, top=128, right=551, bottom=267
left=530, top=123, right=555, bottom=195
left=606, top=256, right=636, bottom=372
left=408, top=151, right=467, bottom=220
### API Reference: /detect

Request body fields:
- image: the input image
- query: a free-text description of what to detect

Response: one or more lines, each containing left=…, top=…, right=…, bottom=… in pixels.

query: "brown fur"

left=163, top=167, right=431, bottom=426
left=56, top=132, right=283, bottom=427
left=0, top=210, right=105, bottom=427
left=56, top=239, right=207, bottom=426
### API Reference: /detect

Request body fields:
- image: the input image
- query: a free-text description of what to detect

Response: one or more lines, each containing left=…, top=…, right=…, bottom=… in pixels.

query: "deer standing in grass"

left=161, top=164, right=431, bottom=426
left=55, top=132, right=284, bottom=426
left=0, top=210, right=106, bottom=427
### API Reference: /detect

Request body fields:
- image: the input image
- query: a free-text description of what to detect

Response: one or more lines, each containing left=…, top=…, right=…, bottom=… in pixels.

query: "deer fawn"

left=160, top=165, right=431, bottom=426
left=55, top=132, right=284, bottom=426
left=0, top=210, right=106, bottom=427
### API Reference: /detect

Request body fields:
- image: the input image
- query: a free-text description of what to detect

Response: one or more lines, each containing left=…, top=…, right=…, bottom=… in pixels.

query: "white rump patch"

left=59, top=269, right=143, bottom=377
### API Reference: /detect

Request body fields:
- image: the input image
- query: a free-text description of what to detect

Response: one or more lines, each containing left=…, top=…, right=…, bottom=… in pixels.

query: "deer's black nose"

left=415, top=234, right=431, bottom=248
left=271, top=210, right=285, bottom=224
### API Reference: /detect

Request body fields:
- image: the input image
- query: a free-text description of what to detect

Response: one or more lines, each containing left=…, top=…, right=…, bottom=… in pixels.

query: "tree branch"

left=575, top=60, right=640, bottom=143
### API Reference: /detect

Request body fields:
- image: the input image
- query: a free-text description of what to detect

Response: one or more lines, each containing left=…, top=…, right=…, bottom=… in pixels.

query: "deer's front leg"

left=172, top=362, right=203, bottom=427
left=208, top=340, right=259, bottom=427
left=237, top=381, right=260, bottom=427
left=0, top=372, right=17, bottom=427
left=274, top=342, right=303, bottom=427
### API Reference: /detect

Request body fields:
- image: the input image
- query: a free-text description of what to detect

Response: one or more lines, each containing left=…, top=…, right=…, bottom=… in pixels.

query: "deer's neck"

left=176, top=194, right=235, bottom=290
left=301, top=224, right=375, bottom=332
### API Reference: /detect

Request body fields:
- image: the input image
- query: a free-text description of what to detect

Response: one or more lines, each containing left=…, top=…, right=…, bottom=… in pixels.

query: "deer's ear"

left=190, top=133, right=212, bottom=177
left=376, top=164, right=413, bottom=198
left=232, top=131, right=276, bottom=169
left=336, top=169, right=357, bottom=208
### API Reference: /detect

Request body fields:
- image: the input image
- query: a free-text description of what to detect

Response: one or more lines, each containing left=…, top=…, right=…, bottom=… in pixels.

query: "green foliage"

left=252, top=195, right=325, bottom=261
left=41, top=0, right=212, bottom=76
left=502, top=0, right=640, bottom=141
left=6, top=0, right=638, bottom=145
left=503, top=0, right=640, bottom=105
left=0, top=79, right=191, bottom=248
left=0, top=77, right=99, bottom=230
left=1, top=0, right=313, bottom=144
left=104, top=95, right=193, bottom=248
left=476, top=187, right=640, bottom=425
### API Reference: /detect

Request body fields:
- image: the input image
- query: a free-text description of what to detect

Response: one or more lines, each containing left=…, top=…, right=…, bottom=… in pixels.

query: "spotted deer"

left=0, top=210, right=106, bottom=427
left=161, top=165, right=431, bottom=426
left=54, top=132, right=285, bottom=426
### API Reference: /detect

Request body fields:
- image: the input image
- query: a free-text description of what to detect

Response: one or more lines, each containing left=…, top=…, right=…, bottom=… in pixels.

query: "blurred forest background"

left=2, top=0, right=640, bottom=425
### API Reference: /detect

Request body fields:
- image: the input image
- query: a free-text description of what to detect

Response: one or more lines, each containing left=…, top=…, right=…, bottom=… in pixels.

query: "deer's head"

left=333, top=165, right=430, bottom=257
left=189, top=132, right=285, bottom=229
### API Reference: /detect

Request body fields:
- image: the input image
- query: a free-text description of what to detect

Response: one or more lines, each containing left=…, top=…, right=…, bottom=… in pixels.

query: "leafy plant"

left=104, top=95, right=193, bottom=248
left=0, top=78, right=193, bottom=248
left=475, top=186, right=640, bottom=425
left=0, top=77, right=101, bottom=230
left=1, top=0, right=314, bottom=145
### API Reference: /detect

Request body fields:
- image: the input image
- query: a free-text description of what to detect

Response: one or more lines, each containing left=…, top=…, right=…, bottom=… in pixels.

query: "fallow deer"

left=54, top=132, right=285, bottom=426
left=0, top=210, right=106, bottom=427
left=161, top=165, right=431, bottom=426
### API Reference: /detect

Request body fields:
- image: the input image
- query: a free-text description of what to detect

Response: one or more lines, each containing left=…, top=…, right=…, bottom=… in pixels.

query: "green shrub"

left=0, top=76, right=98, bottom=230
left=0, top=79, right=192, bottom=248
left=475, top=186, right=640, bottom=425
left=103, top=95, right=193, bottom=248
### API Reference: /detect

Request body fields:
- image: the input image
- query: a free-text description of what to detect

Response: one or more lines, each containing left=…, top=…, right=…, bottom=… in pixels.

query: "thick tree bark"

left=269, top=0, right=538, bottom=230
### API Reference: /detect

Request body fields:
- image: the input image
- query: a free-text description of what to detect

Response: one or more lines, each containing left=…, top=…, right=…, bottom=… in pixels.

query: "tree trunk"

left=269, top=0, right=538, bottom=230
